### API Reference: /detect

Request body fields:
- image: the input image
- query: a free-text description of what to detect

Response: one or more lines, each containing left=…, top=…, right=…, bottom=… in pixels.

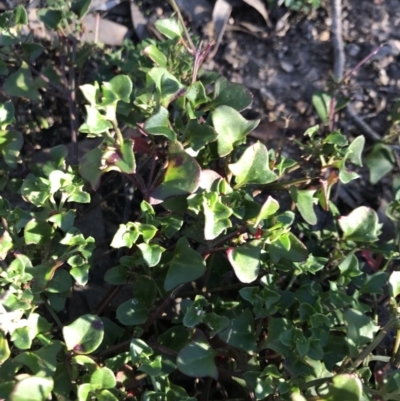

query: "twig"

left=68, top=37, right=79, bottom=166
left=168, top=0, right=195, bottom=53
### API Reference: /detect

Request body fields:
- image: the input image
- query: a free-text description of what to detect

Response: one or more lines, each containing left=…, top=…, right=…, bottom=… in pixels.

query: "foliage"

left=267, top=0, right=321, bottom=12
left=0, top=2, right=399, bottom=401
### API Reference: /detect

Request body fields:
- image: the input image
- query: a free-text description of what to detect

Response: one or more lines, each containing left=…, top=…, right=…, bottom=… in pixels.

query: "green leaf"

left=338, top=254, right=362, bottom=279
left=79, top=147, right=103, bottom=190
left=389, top=271, right=400, bottom=298
left=219, top=309, right=257, bottom=353
left=133, top=275, right=157, bottom=307
left=359, top=271, right=388, bottom=294
left=102, top=75, right=132, bottom=104
left=177, top=330, right=218, bottom=379
left=137, top=243, right=165, bottom=267
left=143, top=45, right=168, bottom=68
left=211, top=77, right=253, bottom=111
left=229, top=141, right=277, bottom=188
left=150, top=142, right=201, bottom=205
left=0, top=230, right=13, bottom=260
left=203, top=313, right=230, bottom=338
left=322, top=374, right=362, bottom=401
left=80, top=106, right=112, bottom=135
left=0, top=331, right=10, bottom=363
left=24, top=219, right=54, bottom=245
left=0, top=101, right=15, bottom=128
left=345, top=135, right=365, bottom=166
left=269, top=233, right=308, bottom=263
left=164, top=237, right=206, bottom=291
left=185, top=120, right=217, bottom=152
left=154, top=17, right=183, bottom=39
left=71, top=0, right=92, bottom=18
left=37, top=8, right=62, bottom=29
left=365, top=143, right=395, bottom=184
left=183, top=296, right=209, bottom=328
left=97, top=390, right=119, bottom=401
left=144, top=107, right=176, bottom=141
left=227, top=241, right=262, bottom=283
left=114, top=139, right=136, bottom=174
left=203, top=192, right=232, bottom=240
left=10, top=376, right=53, bottom=401
left=343, top=309, right=379, bottom=357
left=0, top=130, right=23, bottom=168
left=339, top=206, right=380, bottom=242
left=4, top=62, right=40, bottom=100
left=22, top=43, right=44, bottom=61
left=14, top=342, right=62, bottom=377
left=290, top=187, right=318, bottom=225
left=63, top=314, right=104, bottom=354
left=312, top=90, right=330, bottom=124
left=90, top=367, right=116, bottom=390
left=212, top=106, right=259, bottom=157
left=254, top=196, right=279, bottom=227
left=130, top=338, right=153, bottom=363
left=147, top=67, right=184, bottom=107
left=116, top=298, right=147, bottom=326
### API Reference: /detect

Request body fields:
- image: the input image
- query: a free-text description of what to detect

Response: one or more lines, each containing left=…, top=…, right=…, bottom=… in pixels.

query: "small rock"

left=296, top=101, right=308, bottom=115
left=280, top=60, right=295, bottom=73
left=346, top=43, right=361, bottom=57
left=379, top=69, right=390, bottom=86
left=389, top=39, right=400, bottom=57
left=260, top=88, right=276, bottom=109
left=319, top=30, right=330, bottom=42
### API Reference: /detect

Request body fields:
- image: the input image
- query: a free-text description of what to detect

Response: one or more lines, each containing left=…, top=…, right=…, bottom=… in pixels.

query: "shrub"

left=0, top=2, right=399, bottom=401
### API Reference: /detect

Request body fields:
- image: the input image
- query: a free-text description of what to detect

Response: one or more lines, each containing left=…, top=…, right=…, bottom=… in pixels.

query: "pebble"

left=379, top=69, right=390, bottom=86
left=389, top=39, right=400, bottom=56
left=346, top=43, right=361, bottom=57
left=280, top=60, right=295, bottom=73
left=319, top=30, right=330, bottom=42
left=296, top=101, right=308, bottom=114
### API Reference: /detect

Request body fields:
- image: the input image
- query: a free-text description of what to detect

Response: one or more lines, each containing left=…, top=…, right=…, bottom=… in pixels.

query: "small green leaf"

left=80, top=106, right=112, bottom=135
left=10, top=377, right=53, bottom=401
left=114, top=139, right=136, bottom=174
left=290, top=187, right=318, bottom=225
left=90, top=367, right=116, bottom=390
left=211, top=77, right=253, bottom=111
left=177, top=330, right=218, bottom=379
left=4, top=62, right=40, bottom=100
left=102, top=75, right=132, bottom=104
left=130, top=338, right=153, bottom=363
left=0, top=331, right=10, bottom=363
left=219, top=309, right=257, bottom=353
left=21, top=43, right=44, bottom=61
left=154, top=17, right=183, bottom=39
left=322, top=374, right=362, bottom=401
left=203, top=192, right=232, bottom=240
left=150, top=142, right=201, bottom=205
left=63, top=314, right=104, bottom=354
left=227, top=241, right=262, bottom=283
left=229, top=141, right=278, bottom=188
left=183, top=296, right=209, bottom=328
left=345, top=135, right=365, bottom=166
left=254, top=196, right=279, bottom=227
left=143, top=45, right=168, bottom=68
left=185, top=120, right=217, bottom=152
left=312, top=90, right=330, bottom=124
left=365, top=143, right=395, bottom=184
left=71, top=0, right=92, bottom=18
left=359, top=271, right=388, bottom=294
left=343, top=309, right=379, bottom=357
left=389, top=271, right=400, bottom=298
left=0, top=130, right=23, bottom=168
left=79, top=147, right=103, bottom=190
left=144, top=107, right=176, bottom=141
left=24, top=219, right=54, bottom=245
left=37, top=8, right=62, bottom=29
left=203, top=313, right=230, bottom=338
left=269, top=233, right=308, bottom=263
left=137, top=243, right=165, bottom=267
left=116, top=299, right=147, bottom=326
left=339, top=206, right=380, bottom=242
left=164, top=237, right=206, bottom=291
left=212, top=106, right=259, bottom=157
left=0, top=101, right=15, bottom=128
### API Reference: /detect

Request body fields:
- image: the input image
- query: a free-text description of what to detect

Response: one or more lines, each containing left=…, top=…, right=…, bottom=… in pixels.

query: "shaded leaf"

left=290, top=187, right=317, bottom=225
left=4, top=62, right=40, bottom=100
left=177, top=330, right=218, bottom=379
left=164, top=237, right=206, bottom=291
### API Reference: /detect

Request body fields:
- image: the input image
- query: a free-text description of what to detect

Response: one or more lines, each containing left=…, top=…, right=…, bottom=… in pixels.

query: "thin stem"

left=95, top=285, right=120, bottom=316
left=112, top=119, right=124, bottom=146
left=168, top=0, right=195, bottom=53
left=42, top=295, right=63, bottom=330
left=210, top=226, right=247, bottom=249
